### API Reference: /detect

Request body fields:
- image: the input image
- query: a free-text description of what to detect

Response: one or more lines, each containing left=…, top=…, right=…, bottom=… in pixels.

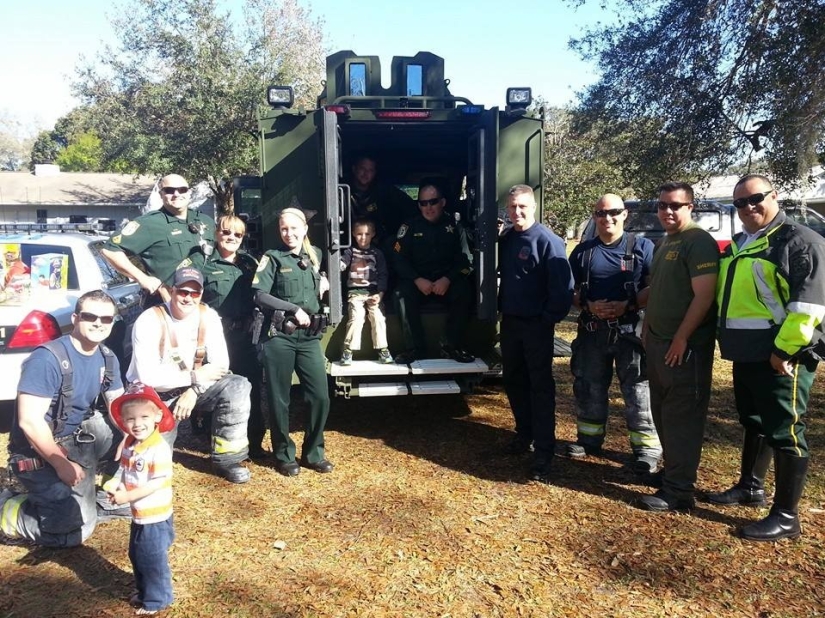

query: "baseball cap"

left=173, top=266, right=204, bottom=288
left=111, top=382, right=176, bottom=434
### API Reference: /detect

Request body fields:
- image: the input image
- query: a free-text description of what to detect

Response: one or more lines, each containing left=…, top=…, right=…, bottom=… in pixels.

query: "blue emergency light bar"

left=458, top=105, right=485, bottom=115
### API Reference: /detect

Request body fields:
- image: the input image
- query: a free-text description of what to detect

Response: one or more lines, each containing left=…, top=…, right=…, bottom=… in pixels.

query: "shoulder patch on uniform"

left=121, top=221, right=140, bottom=236
left=397, top=224, right=408, bottom=239
left=111, top=234, right=122, bottom=244
left=178, top=257, right=193, bottom=269
left=256, top=255, right=270, bottom=272
left=518, top=247, right=531, bottom=260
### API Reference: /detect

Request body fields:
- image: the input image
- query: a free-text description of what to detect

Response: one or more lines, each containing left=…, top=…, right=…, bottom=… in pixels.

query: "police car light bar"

left=267, top=86, right=294, bottom=108
left=374, top=110, right=431, bottom=120
left=506, top=87, right=532, bottom=108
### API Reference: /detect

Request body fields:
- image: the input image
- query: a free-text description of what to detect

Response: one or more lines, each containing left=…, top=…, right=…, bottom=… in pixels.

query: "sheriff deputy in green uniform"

left=251, top=207, right=333, bottom=477
left=101, top=174, right=215, bottom=305
left=392, top=179, right=474, bottom=364
left=709, top=174, right=825, bottom=542
left=190, top=214, right=268, bottom=459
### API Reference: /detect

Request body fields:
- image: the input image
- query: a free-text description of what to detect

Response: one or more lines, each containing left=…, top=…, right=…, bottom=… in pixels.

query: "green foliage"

left=72, top=0, right=326, bottom=210
left=55, top=132, right=104, bottom=172
left=570, top=0, right=825, bottom=190
left=28, top=107, right=98, bottom=169
left=29, top=130, right=62, bottom=167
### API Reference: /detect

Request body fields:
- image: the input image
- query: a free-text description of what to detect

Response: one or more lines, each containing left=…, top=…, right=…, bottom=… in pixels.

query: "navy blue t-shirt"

left=569, top=234, right=653, bottom=302
left=498, top=223, right=573, bottom=322
left=17, top=335, right=123, bottom=438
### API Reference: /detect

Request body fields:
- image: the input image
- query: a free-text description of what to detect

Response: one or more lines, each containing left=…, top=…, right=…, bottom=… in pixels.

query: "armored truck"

left=236, top=50, right=544, bottom=398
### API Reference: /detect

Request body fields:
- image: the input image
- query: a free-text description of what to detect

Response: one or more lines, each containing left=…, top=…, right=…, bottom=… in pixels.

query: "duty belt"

left=579, top=312, right=640, bottom=345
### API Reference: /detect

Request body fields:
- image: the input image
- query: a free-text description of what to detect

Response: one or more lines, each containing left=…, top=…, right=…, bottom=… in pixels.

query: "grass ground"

left=1, top=320, right=823, bottom=617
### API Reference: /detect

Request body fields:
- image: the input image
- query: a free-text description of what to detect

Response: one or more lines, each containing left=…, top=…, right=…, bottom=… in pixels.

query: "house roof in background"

left=694, top=166, right=825, bottom=204
left=0, top=172, right=157, bottom=206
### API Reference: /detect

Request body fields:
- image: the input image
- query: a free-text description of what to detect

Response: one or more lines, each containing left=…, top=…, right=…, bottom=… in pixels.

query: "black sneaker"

left=530, top=457, right=553, bottom=484
left=395, top=350, right=417, bottom=364
left=377, top=348, right=394, bottom=364
left=340, top=349, right=353, bottom=366
left=441, top=344, right=474, bottom=363
left=503, top=436, right=534, bottom=455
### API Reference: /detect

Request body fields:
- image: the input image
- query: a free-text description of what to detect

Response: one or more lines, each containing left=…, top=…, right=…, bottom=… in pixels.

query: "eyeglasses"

left=732, top=191, right=772, bottom=209
left=220, top=229, right=244, bottom=239
left=594, top=208, right=625, bottom=218
left=175, top=288, right=202, bottom=299
left=78, top=311, right=115, bottom=325
left=657, top=201, right=692, bottom=211
left=162, top=186, right=189, bottom=195
left=418, top=197, right=442, bottom=207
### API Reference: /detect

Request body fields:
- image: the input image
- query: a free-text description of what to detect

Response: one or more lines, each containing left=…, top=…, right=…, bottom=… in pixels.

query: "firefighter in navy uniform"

left=567, top=194, right=662, bottom=473
left=101, top=174, right=215, bottom=306
left=252, top=208, right=333, bottom=477
left=498, top=185, right=574, bottom=483
left=195, top=215, right=267, bottom=458
left=709, top=174, right=825, bottom=542
left=392, top=180, right=474, bottom=364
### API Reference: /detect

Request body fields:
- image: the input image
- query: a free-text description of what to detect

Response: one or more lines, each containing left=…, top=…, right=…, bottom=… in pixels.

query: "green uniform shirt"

left=391, top=213, right=472, bottom=282
left=646, top=224, right=719, bottom=344
left=106, top=208, right=216, bottom=285
left=200, top=252, right=259, bottom=320
left=251, top=246, right=322, bottom=315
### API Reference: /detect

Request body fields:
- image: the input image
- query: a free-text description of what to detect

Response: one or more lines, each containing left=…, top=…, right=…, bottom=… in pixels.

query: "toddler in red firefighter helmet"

left=108, top=382, right=176, bottom=615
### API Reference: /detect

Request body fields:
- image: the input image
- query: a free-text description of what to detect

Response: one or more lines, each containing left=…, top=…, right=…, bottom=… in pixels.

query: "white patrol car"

left=0, top=227, right=142, bottom=429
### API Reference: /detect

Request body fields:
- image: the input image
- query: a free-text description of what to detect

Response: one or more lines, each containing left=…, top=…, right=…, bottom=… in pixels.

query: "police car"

left=0, top=226, right=142, bottom=429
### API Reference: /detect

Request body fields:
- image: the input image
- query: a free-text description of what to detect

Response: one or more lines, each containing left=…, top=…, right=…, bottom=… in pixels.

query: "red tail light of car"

left=6, top=310, right=62, bottom=350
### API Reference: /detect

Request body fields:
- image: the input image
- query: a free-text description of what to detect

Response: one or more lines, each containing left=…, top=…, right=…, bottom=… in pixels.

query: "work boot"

left=739, top=451, right=808, bottom=542
left=707, top=430, right=772, bottom=506
left=563, top=443, right=601, bottom=459
left=214, top=462, right=251, bottom=484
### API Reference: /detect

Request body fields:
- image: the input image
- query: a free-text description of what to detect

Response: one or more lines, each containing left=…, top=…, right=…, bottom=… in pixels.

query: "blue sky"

left=1, top=0, right=611, bottom=134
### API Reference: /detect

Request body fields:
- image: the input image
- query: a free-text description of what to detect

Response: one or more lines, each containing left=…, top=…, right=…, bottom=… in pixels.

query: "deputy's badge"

left=178, top=258, right=193, bottom=268
left=121, top=221, right=139, bottom=236
left=518, top=247, right=531, bottom=260
left=366, top=203, right=377, bottom=212
left=394, top=241, right=401, bottom=253
left=256, top=256, right=270, bottom=272
left=135, top=457, right=145, bottom=473
left=397, top=224, right=409, bottom=239
left=112, top=234, right=122, bottom=244
left=445, top=225, right=454, bottom=233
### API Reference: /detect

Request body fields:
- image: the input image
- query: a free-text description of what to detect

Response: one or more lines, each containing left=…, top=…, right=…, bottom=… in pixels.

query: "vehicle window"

left=89, top=241, right=130, bottom=286
left=17, top=243, right=80, bottom=290
left=693, top=210, right=722, bottom=233
left=626, top=211, right=661, bottom=232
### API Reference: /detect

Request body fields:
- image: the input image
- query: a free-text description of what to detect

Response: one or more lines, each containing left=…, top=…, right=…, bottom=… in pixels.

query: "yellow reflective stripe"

left=752, top=261, right=786, bottom=323
left=629, top=431, right=661, bottom=447
left=212, top=435, right=249, bottom=455
left=577, top=421, right=605, bottom=437
left=1, top=494, right=26, bottom=537
left=790, top=363, right=802, bottom=457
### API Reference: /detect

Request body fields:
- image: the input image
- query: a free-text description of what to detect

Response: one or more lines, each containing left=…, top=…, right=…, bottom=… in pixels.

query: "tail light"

left=6, top=310, right=62, bottom=350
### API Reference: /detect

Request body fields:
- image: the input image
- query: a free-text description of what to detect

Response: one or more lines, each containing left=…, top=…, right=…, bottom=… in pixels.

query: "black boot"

left=739, top=451, right=808, bottom=542
left=706, top=430, right=771, bottom=506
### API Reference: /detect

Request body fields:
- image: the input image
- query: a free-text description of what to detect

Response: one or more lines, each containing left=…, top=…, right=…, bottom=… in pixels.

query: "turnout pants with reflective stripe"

left=646, top=336, right=714, bottom=500
left=733, top=358, right=816, bottom=457
left=501, top=315, right=557, bottom=457
left=259, top=330, right=330, bottom=465
left=163, top=374, right=251, bottom=467
left=570, top=327, right=661, bottom=459
left=225, top=328, right=265, bottom=451
left=2, top=411, right=120, bottom=547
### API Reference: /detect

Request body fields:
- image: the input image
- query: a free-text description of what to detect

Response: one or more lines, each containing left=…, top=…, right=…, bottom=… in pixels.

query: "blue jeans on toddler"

left=129, top=516, right=175, bottom=611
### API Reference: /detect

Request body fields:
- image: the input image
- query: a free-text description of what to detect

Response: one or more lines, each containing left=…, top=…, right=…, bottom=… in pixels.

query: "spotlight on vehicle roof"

left=506, top=87, right=532, bottom=112
left=267, top=86, right=294, bottom=109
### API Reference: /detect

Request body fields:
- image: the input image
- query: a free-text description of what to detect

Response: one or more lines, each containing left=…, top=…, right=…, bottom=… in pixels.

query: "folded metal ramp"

left=409, top=358, right=488, bottom=375
left=410, top=380, right=461, bottom=395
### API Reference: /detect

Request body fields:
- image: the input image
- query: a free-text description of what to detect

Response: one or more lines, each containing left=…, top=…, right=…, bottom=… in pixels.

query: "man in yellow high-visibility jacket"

left=711, top=174, right=825, bottom=542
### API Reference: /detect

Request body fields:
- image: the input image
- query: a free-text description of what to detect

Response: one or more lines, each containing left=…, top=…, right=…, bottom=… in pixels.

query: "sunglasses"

left=732, top=191, right=772, bottom=209
left=418, top=197, right=442, bottom=207
left=78, top=311, right=115, bottom=325
left=175, top=288, right=202, bottom=299
left=594, top=208, right=625, bottom=218
left=657, top=201, right=692, bottom=211
left=220, top=229, right=244, bottom=239
left=162, top=186, right=189, bottom=195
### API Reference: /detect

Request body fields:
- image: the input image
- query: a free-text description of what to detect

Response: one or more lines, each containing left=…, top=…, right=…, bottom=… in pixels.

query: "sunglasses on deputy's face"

left=656, top=201, right=692, bottom=211
left=161, top=186, right=189, bottom=195
left=593, top=208, right=625, bottom=218
left=732, top=191, right=773, bottom=209
left=77, top=311, right=116, bottom=325
left=219, top=229, right=244, bottom=239
left=418, top=197, right=442, bottom=207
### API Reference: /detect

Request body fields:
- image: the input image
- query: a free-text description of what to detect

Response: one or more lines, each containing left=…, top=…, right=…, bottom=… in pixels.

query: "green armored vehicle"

left=235, top=50, right=543, bottom=397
